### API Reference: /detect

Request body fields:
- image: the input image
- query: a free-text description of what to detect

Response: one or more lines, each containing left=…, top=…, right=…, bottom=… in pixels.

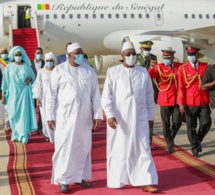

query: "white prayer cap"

left=45, top=52, right=56, bottom=62
left=67, top=43, right=82, bottom=53
left=122, top=41, right=135, bottom=53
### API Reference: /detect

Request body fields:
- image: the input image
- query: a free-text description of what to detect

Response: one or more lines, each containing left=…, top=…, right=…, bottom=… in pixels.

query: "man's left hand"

left=93, top=119, right=101, bottom=130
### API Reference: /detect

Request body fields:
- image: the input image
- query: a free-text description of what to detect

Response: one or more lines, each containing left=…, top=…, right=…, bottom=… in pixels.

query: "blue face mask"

left=187, top=56, right=197, bottom=63
left=74, top=54, right=84, bottom=65
left=1, top=54, right=8, bottom=60
left=46, top=61, right=54, bottom=68
left=36, top=54, right=42, bottom=60
left=14, top=56, right=22, bottom=62
left=163, top=59, right=171, bottom=66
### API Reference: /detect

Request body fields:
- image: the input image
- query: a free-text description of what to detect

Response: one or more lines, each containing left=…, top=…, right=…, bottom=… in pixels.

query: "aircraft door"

left=154, top=10, right=164, bottom=26
left=3, top=3, right=18, bottom=30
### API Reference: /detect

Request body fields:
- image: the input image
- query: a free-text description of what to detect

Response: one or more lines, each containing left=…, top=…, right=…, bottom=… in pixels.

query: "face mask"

left=142, top=51, right=150, bottom=57
left=125, top=55, right=137, bottom=66
left=187, top=56, right=197, bottom=63
left=46, top=62, right=54, bottom=68
left=36, top=54, right=42, bottom=60
left=1, top=54, right=8, bottom=60
left=74, top=54, right=84, bottom=65
left=15, top=56, right=22, bottom=62
left=163, top=59, right=171, bottom=66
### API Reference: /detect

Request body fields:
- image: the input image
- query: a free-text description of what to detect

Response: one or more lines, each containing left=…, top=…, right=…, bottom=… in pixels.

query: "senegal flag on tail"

left=0, top=58, right=8, bottom=67
left=37, top=4, right=50, bottom=10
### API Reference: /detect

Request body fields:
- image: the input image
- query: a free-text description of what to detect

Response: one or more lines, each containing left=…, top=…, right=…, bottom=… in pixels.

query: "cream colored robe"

left=102, top=64, right=158, bottom=188
left=46, top=61, right=103, bottom=185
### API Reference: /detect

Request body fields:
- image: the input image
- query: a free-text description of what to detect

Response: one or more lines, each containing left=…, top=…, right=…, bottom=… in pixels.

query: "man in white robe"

left=46, top=43, right=103, bottom=193
left=102, top=42, right=158, bottom=193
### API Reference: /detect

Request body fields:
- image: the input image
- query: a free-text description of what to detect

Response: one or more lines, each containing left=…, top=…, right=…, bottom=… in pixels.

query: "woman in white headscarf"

left=1, top=46, right=37, bottom=144
left=32, top=52, right=56, bottom=143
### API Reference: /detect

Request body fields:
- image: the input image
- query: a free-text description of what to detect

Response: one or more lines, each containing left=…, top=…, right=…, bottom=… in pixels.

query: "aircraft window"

left=206, top=14, right=209, bottom=19
left=100, top=14, right=104, bottom=18
left=54, top=14, right=57, bottom=19
left=108, top=14, right=112, bottom=18
left=213, top=14, right=215, bottom=19
left=93, top=14, right=96, bottom=19
left=199, top=14, right=202, bottom=19
left=116, top=14, right=119, bottom=18
left=146, top=14, right=150, bottom=18
left=69, top=14, right=73, bottom=19
left=85, top=14, right=89, bottom=19
left=46, top=14, right=49, bottom=19
left=123, top=14, right=127, bottom=18
left=77, top=14, right=81, bottom=19
left=192, top=14, right=195, bottom=19
left=138, top=14, right=142, bottom=18
left=157, top=13, right=161, bottom=19
left=184, top=14, right=188, bottom=18
left=62, top=14, right=65, bottom=19
left=131, top=14, right=135, bottom=18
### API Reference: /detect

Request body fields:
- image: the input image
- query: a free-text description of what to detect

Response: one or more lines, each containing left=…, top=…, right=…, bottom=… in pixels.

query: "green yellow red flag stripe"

left=37, top=4, right=50, bottom=10
left=0, top=58, right=8, bottom=67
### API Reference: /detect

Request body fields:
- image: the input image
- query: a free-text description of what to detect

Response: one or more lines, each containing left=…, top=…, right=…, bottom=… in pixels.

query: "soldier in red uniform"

left=177, top=46, right=211, bottom=158
left=148, top=47, right=182, bottom=153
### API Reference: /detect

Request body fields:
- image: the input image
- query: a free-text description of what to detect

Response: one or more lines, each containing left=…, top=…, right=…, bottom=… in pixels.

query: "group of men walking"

left=0, top=40, right=213, bottom=194
left=136, top=41, right=212, bottom=158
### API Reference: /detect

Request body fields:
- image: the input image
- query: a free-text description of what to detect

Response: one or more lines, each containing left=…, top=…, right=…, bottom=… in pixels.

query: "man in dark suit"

left=57, top=42, right=72, bottom=65
left=31, top=47, right=45, bottom=76
left=31, top=47, right=45, bottom=135
left=136, top=40, right=158, bottom=151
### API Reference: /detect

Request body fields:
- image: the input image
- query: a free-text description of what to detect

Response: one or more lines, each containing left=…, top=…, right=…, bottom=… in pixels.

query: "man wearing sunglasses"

left=102, top=41, right=158, bottom=193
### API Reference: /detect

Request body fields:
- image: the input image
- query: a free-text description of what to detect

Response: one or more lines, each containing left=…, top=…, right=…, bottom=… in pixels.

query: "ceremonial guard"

left=177, top=46, right=211, bottom=157
left=136, top=40, right=158, bottom=150
left=148, top=47, right=182, bottom=153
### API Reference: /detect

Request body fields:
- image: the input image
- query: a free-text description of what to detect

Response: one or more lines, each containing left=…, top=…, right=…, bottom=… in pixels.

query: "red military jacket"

left=177, top=61, right=210, bottom=106
left=148, top=62, right=182, bottom=106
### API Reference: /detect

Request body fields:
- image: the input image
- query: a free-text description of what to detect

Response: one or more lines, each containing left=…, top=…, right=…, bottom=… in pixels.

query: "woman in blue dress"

left=1, top=46, right=37, bottom=144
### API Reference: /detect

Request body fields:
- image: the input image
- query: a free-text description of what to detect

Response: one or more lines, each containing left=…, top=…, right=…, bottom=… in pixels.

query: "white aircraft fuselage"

left=0, top=0, right=215, bottom=66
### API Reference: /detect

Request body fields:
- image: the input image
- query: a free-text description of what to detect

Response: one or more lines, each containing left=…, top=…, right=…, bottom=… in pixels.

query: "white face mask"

left=125, top=55, right=136, bottom=66
left=187, top=55, right=197, bottom=63
left=142, top=51, right=150, bottom=57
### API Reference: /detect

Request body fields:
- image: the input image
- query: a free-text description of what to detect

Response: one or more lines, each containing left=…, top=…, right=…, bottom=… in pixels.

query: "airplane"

left=0, top=0, right=215, bottom=70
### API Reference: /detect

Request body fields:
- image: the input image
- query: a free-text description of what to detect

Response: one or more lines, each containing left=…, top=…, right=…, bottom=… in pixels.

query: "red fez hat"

left=186, top=46, right=200, bottom=53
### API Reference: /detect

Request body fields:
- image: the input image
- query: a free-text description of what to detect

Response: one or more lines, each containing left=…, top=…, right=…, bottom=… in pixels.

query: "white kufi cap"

left=67, top=43, right=81, bottom=53
left=45, top=52, right=56, bottom=62
left=122, top=41, right=135, bottom=53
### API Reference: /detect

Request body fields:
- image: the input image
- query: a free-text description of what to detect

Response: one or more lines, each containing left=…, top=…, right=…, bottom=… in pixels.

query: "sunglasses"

left=15, top=54, right=22, bottom=56
left=124, top=53, right=136, bottom=57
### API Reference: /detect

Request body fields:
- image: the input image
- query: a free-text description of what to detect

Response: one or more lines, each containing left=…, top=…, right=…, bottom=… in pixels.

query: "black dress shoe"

left=60, top=184, right=69, bottom=193
left=75, top=180, right=92, bottom=188
left=191, top=148, right=199, bottom=158
left=167, top=141, right=174, bottom=153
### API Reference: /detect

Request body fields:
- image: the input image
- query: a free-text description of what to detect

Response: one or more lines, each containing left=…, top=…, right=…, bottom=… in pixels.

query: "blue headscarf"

left=9, top=46, right=32, bottom=66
